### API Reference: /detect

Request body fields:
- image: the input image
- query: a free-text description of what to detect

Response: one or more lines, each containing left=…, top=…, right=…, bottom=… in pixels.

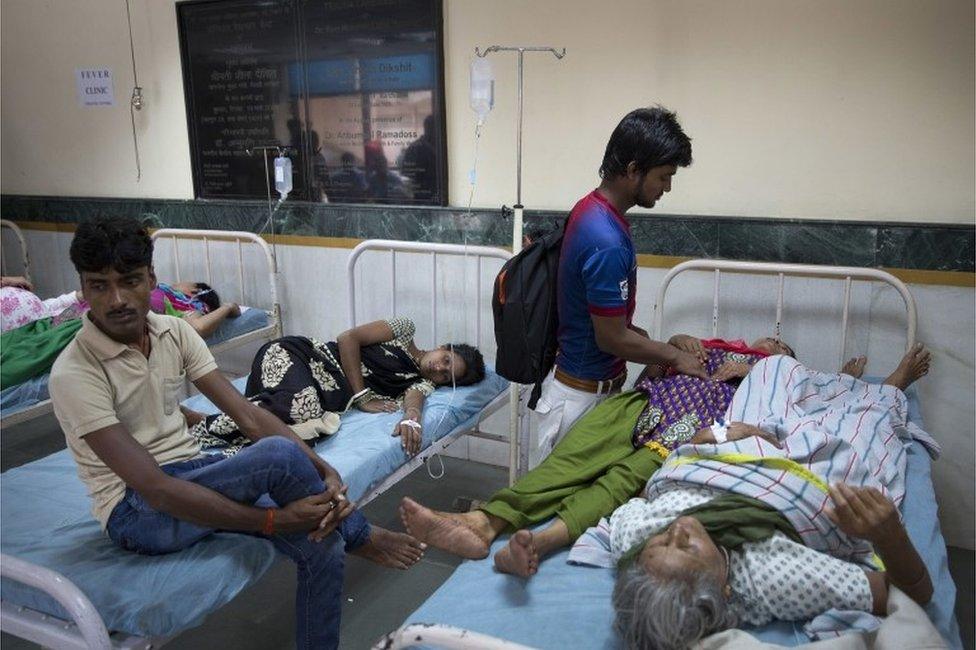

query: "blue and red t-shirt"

left=555, top=190, right=636, bottom=380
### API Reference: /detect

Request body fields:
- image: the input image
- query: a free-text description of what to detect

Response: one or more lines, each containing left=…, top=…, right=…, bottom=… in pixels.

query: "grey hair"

left=612, top=562, right=737, bottom=650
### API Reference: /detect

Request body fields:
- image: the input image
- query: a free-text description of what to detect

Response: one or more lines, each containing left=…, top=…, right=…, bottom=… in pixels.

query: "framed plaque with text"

left=178, top=0, right=447, bottom=205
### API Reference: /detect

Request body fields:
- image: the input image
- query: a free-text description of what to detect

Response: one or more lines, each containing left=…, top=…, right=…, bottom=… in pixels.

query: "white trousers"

left=530, top=370, right=616, bottom=466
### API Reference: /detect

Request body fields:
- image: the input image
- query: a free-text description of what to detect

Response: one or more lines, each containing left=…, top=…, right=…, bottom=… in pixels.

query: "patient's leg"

left=883, top=343, right=930, bottom=390
left=841, top=355, right=867, bottom=378
left=349, top=525, right=426, bottom=569
left=493, top=518, right=570, bottom=578
left=399, top=497, right=505, bottom=559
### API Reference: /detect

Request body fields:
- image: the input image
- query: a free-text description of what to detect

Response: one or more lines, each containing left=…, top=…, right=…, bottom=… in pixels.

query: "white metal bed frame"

left=0, top=227, right=283, bottom=428
left=150, top=228, right=283, bottom=356
left=0, top=219, right=31, bottom=284
left=376, top=258, right=921, bottom=650
left=347, top=239, right=531, bottom=507
left=0, top=239, right=526, bottom=649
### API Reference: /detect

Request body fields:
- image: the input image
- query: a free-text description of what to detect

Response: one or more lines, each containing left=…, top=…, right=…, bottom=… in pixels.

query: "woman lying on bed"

left=609, top=345, right=933, bottom=650
left=400, top=334, right=797, bottom=576
left=185, top=316, right=485, bottom=457
left=151, top=280, right=241, bottom=339
left=0, top=275, right=239, bottom=339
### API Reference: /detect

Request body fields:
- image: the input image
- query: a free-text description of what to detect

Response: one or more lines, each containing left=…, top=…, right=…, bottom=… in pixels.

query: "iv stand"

left=475, top=45, right=566, bottom=485
left=246, top=144, right=289, bottom=331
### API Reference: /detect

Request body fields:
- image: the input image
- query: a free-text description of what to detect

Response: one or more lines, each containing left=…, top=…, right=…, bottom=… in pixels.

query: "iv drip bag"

left=470, top=57, right=494, bottom=124
left=274, top=154, right=292, bottom=199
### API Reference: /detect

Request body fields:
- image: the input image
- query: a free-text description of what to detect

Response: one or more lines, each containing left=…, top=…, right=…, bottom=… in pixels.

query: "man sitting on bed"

left=49, top=217, right=424, bottom=650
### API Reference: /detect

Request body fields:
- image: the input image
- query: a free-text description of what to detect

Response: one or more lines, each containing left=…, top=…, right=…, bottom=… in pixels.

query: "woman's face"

left=750, top=337, right=794, bottom=357
left=419, top=347, right=467, bottom=385
left=638, top=516, right=727, bottom=585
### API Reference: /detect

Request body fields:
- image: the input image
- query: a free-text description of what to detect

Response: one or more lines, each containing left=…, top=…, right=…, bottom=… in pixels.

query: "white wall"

left=1, top=0, right=974, bottom=222
left=16, top=229, right=973, bottom=548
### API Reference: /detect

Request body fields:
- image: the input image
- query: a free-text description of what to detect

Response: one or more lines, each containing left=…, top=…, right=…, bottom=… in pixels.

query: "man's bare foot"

left=399, top=497, right=491, bottom=559
left=883, top=343, right=931, bottom=390
left=493, top=530, right=539, bottom=577
left=841, top=355, right=867, bottom=379
left=350, top=525, right=425, bottom=570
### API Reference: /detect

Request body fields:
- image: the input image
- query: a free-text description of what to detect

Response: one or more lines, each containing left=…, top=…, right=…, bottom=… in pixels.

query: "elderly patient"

left=608, top=345, right=933, bottom=650
left=401, top=335, right=794, bottom=576
left=185, top=318, right=485, bottom=457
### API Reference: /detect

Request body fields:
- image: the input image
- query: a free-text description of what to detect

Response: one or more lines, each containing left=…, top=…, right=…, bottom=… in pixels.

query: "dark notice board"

left=177, top=0, right=447, bottom=205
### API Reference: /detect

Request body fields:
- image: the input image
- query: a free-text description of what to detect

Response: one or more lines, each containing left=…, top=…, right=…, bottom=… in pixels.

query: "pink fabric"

left=0, top=287, right=47, bottom=332
left=700, top=337, right=771, bottom=358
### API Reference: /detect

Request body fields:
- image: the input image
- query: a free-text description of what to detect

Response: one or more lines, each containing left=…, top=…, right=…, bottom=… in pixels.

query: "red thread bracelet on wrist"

left=262, top=508, right=276, bottom=536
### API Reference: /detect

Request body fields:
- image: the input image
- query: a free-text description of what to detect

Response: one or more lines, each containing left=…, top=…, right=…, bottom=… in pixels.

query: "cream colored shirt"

left=50, top=312, right=218, bottom=527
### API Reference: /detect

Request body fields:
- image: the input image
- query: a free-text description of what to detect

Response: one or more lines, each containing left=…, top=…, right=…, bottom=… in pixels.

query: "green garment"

left=481, top=390, right=663, bottom=540
left=617, top=494, right=801, bottom=567
left=1, top=317, right=83, bottom=389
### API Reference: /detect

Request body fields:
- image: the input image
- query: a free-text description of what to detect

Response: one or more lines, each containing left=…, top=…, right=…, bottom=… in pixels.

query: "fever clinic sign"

left=75, top=68, right=115, bottom=107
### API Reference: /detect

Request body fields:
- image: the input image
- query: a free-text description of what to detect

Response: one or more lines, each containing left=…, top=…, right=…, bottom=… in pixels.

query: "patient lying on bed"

left=185, top=316, right=485, bottom=457
left=608, top=346, right=934, bottom=650
left=400, top=335, right=792, bottom=577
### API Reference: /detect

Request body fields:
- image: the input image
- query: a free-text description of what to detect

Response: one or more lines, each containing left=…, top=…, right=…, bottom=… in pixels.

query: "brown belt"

left=554, top=367, right=626, bottom=395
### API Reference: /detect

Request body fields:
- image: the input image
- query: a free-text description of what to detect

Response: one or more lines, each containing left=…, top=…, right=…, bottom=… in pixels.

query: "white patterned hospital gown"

left=609, top=486, right=874, bottom=625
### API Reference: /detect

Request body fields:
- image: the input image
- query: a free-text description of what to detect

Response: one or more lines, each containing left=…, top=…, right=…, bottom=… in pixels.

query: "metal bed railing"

left=150, top=228, right=283, bottom=354
left=0, top=219, right=31, bottom=284
left=652, top=259, right=917, bottom=368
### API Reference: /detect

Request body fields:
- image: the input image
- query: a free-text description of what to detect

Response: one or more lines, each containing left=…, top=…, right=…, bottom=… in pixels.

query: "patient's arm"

left=336, top=319, right=399, bottom=412
left=183, top=302, right=240, bottom=339
left=394, top=388, right=426, bottom=456
left=825, top=483, right=933, bottom=608
left=83, top=423, right=346, bottom=536
left=193, top=370, right=342, bottom=489
left=690, top=422, right=782, bottom=448
left=711, top=361, right=752, bottom=383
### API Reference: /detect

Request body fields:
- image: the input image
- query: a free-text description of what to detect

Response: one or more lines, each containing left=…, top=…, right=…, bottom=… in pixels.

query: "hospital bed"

left=0, top=239, right=522, bottom=649
left=0, top=228, right=281, bottom=427
left=383, top=259, right=963, bottom=650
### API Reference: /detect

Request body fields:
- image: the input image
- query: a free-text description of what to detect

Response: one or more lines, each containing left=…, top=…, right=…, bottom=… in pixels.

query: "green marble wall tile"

left=2, top=194, right=972, bottom=273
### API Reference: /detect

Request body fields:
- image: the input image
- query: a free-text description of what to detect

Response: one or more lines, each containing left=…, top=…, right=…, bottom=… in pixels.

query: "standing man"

left=49, top=217, right=423, bottom=649
left=534, top=106, right=707, bottom=457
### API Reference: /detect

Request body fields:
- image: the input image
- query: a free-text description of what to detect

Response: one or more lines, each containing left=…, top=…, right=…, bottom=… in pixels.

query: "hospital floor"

left=1, top=418, right=973, bottom=650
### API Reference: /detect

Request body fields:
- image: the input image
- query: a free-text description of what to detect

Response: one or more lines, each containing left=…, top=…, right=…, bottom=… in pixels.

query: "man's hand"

left=669, top=334, right=707, bottom=364
left=309, top=485, right=355, bottom=542
left=711, top=361, right=751, bottom=383
left=358, top=398, right=398, bottom=413
left=393, top=420, right=422, bottom=456
left=670, top=349, right=708, bottom=379
left=825, top=484, right=902, bottom=545
left=726, top=422, right=782, bottom=448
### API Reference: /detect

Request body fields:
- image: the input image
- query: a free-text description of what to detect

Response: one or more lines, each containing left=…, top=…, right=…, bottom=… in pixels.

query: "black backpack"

left=492, top=227, right=564, bottom=409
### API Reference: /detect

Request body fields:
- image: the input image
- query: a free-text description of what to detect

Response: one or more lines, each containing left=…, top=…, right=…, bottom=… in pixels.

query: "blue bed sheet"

left=0, top=369, right=507, bottom=637
left=0, top=309, right=270, bottom=419
left=404, top=385, right=963, bottom=649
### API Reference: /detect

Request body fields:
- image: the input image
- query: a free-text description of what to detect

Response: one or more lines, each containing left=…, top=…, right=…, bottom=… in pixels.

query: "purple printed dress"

left=631, top=341, right=766, bottom=450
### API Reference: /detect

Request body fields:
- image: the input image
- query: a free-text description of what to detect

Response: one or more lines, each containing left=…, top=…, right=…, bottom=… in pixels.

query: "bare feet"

left=350, top=525, right=425, bottom=570
left=399, top=497, right=492, bottom=559
left=493, top=530, right=539, bottom=577
left=841, top=355, right=867, bottom=379
left=883, top=343, right=931, bottom=390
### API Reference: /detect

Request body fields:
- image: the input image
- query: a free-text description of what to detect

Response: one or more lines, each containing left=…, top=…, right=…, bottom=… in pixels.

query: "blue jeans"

left=106, top=437, right=370, bottom=650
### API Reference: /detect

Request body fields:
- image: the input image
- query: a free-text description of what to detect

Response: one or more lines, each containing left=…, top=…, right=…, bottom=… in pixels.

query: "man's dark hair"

left=599, top=106, right=693, bottom=179
left=447, top=343, right=486, bottom=386
left=69, top=217, right=153, bottom=275
left=194, top=282, right=221, bottom=312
